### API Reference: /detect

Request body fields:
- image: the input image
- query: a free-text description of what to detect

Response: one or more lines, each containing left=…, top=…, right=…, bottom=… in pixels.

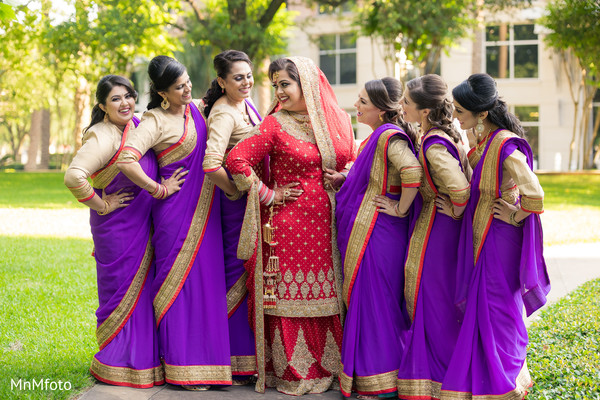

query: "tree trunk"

left=471, top=0, right=485, bottom=74
left=568, top=102, right=579, bottom=170
left=39, top=108, right=51, bottom=169
left=73, top=76, right=91, bottom=152
left=25, top=110, right=42, bottom=171
left=256, top=57, right=271, bottom=117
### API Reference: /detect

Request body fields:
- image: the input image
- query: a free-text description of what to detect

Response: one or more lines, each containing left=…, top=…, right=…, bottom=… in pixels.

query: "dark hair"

left=452, top=73, right=524, bottom=137
left=202, top=50, right=253, bottom=118
left=365, top=77, right=419, bottom=148
left=406, top=74, right=461, bottom=143
left=147, top=55, right=187, bottom=110
left=268, top=58, right=301, bottom=91
left=84, top=75, right=137, bottom=134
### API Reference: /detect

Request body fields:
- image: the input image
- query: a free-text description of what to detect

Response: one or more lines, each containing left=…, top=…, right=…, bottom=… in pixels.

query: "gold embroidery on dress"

left=275, top=111, right=316, bottom=144
left=153, top=176, right=216, bottom=323
left=321, top=329, right=340, bottom=376
left=265, top=297, right=339, bottom=317
left=163, top=362, right=232, bottom=383
left=398, top=378, right=442, bottom=399
left=289, top=328, right=316, bottom=378
left=227, top=271, right=248, bottom=315
left=158, top=120, right=198, bottom=168
left=90, top=356, right=164, bottom=386
left=96, top=238, right=154, bottom=348
left=92, top=164, right=120, bottom=189
left=271, top=326, right=287, bottom=377
left=68, top=183, right=95, bottom=201
left=231, top=355, right=257, bottom=374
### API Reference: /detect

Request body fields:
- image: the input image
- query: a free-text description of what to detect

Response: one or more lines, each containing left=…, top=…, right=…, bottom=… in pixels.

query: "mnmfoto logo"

left=10, top=378, right=72, bottom=391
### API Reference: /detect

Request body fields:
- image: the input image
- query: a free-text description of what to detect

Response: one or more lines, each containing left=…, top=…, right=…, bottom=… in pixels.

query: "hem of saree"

left=163, top=362, right=232, bottom=385
left=397, top=378, right=442, bottom=400
left=339, top=369, right=398, bottom=397
left=231, top=355, right=257, bottom=375
left=266, top=373, right=335, bottom=396
left=227, top=271, right=248, bottom=317
left=90, top=357, right=164, bottom=388
left=341, top=129, right=394, bottom=307
left=440, top=362, right=531, bottom=400
left=96, top=239, right=153, bottom=349
left=153, top=176, right=217, bottom=325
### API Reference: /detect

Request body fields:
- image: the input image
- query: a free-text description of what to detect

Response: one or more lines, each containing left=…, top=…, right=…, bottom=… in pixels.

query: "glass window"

left=514, top=105, right=540, bottom=165
left=318, top=33, right=357, bottom=85
left=485, top=23, right=538, bottom=79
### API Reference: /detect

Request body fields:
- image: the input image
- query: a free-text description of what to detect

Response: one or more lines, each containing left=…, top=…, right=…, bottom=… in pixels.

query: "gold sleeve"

left=503, top=149, right=544, bottom=213
left=426, top=144, right=470, bottom=206
left=204, top=106, right=236, bottom=172
left=118, top=111, right=163, bottom=163
left=387, top=136, right=422, bottom=187
left=64, top=126, right=115, bottom=201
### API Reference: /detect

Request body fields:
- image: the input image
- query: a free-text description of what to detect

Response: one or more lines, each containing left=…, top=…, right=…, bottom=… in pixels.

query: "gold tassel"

left=262, top=205, right=280, bottom=309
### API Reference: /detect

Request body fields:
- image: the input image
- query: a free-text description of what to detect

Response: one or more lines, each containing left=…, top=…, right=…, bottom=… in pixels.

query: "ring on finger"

left=283, top=189, right=291, bottom=198
left=119, top=199, right=124, bottom=204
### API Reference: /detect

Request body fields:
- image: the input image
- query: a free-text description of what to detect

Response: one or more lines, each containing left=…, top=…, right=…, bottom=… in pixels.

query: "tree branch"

left=259, top=0, right=285, bottom=29
left=183, top=0, right=210, bottom=28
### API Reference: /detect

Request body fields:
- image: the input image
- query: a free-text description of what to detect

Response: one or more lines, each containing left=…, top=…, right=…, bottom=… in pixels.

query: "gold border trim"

left=96, top=238, right=154, bottom=349
left=227, top=271, right=248, bottom=315
left=397, top=378, right=442, bottom=399
left=90, top=356, right=164, bottom=387
left=163, top=362, right=232, bottom=384
left=231, top=355, right=257, bottom=374
left=341, top=369, right=398, bottom=395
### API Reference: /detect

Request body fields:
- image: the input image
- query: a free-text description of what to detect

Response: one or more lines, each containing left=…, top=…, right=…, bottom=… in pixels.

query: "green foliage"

left=0, top=2, right=15, bottom=21
left=527, top=279, right=600, bottom=399
left=0, top=235, right=97, bottom=400
left=355, top=0, right=476, bottom=75
left=540, top=0, right=600, bottom=85
left=184, top=0, right=294, bottom=63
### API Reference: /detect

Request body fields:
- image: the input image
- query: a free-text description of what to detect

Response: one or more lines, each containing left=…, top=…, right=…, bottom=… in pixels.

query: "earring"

left=220, top=86, right=225, bottom=93
left=379, top=114, right=384, bottom=122
left=475, top=117, right=485, bottom=134
left=161, top=97, right=170, bottom=110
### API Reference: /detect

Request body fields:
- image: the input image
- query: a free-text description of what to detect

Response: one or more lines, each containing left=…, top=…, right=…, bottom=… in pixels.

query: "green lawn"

left=0, top=171, right=80, bottom=209
left=538, top=173, right=600, bottom=210
left=0, top=236, right=97, bottom=400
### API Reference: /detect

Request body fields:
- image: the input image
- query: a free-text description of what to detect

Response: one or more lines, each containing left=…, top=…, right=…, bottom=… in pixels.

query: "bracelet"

left=97, top=200, right=110, bottom=216
left=509, top=210, right=524, bottom=227
left=450, top=206, right=463, bottom=220
left=395, top=202, right=409, bottom=218
left=150, top=183, right=168, bottom=200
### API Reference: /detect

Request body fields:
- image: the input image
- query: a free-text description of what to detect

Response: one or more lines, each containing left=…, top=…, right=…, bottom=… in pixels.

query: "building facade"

left=286, top=0, right=592, bottom=171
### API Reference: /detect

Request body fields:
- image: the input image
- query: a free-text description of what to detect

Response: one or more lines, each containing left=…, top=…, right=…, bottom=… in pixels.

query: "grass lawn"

left=537, top=173, right=600, bottom=210
left=0, top=171, right=80, bottom=209
left=0, top=236, right=97, bottom=400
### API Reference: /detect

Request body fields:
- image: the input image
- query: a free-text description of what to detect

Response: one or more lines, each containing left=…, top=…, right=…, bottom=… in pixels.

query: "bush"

left=527, top=279, right=600, bottom=399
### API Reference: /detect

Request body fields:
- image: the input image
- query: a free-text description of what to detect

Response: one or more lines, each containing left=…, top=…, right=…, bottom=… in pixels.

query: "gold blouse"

left=425, top=132, right=471, bottom=206
left=203, top=102, right=260, bottom=172
left=118, top=99, right=203, bottom=163
left=64, top=121, right=128, bottom=200
left=386, top=136, right=422, bottom=194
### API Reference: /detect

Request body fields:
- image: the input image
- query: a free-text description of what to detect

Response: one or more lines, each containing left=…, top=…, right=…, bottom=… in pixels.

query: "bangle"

left=509, top=210, right=523, bottom=227
left=150, top=183, right=168, bottom=200
left=97, top=200, right=110, bottom=216
left=450, top=206, right=463, bottom=220
left=395, top=202, right=409, bottom=218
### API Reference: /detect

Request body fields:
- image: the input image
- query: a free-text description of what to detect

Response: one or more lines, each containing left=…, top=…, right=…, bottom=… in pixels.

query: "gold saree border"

left=340, top=369, right=398, bottom=397
left=96, top=238, right=154, bottom=349
left=231, top=355, right=257, bottom=374
left=163, top=362, right=232, bottom=385
left=153, top=176, right=217, bottom=324
left=67, top=181, right=95, bottom=202
left=264, top=297, right=340, bottom=317
left=227, top=271, right=248, bottom=316
left=342, top=129, right=396, bottom=307
left=440, top=361, right=531, bottom=400
left=90, top=356, right=164, bottom=388
left=397, top=377, right=442, bottom=399
left=472, top=131, right=514, bottom=263
left=91, top=120, right=132, bottom=189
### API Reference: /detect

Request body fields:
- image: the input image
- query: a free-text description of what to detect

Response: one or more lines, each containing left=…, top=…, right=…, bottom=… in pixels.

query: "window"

left=319, top=34, right=357, bottom=85
left=513, top=105, right=539, bottom=167
left=485, top=24, right=538, bottom=79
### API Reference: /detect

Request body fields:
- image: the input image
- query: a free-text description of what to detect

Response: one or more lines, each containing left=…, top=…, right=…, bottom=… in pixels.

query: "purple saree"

left=223, top=99, right=262, bottom=377
left=151, top=103, right=232, bottom=385
left=440, top=129, right=550, bottom=400
left=397, top=132, right=468, bottom=399
left=89, top=117, right=164, bottom=387
left=336, top=124, right=417, bottom=397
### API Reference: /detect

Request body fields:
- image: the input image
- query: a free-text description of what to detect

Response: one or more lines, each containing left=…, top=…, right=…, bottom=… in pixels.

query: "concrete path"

left=79, top=242, right=600, bottom=400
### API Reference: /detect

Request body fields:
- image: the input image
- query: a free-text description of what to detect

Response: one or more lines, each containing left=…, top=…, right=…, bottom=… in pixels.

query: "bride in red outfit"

left=226, top=56, right=356, bottom=395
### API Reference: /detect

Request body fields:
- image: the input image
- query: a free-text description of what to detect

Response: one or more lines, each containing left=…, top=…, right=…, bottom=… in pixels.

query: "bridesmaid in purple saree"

left=202, top=50, right=263, bottom=381
left=337, top=78, right=422, bottom=399
left=117, top=56, right=232, bottom=390
left=439, top=73, right=549, bottom=400
left=396, top=75, right=471, bottom=400
left=65, top=75, right=163, bottom=387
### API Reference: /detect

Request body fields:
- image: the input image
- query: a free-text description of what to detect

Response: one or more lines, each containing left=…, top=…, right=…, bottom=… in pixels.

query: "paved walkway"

left=79, top=242, right=600, bottom=400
